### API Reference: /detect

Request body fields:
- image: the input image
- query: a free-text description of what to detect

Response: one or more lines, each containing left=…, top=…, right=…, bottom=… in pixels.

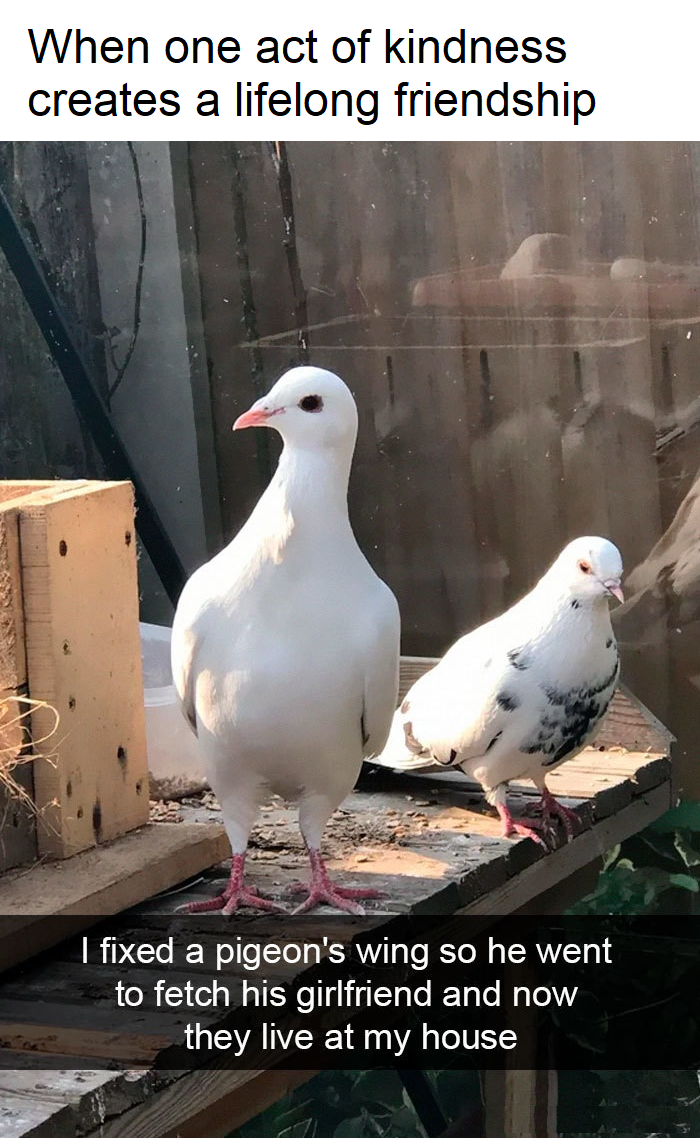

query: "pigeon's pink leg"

left=496, top=802, right=547, bottom=848
left=530, top=787, right=581, bottom=840
left=291, top=848, right=384, bottom=916
left=177, top=853, right=284, bottom=916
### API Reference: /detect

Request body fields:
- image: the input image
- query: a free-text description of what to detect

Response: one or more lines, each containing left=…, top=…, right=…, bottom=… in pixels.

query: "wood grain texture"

left=0, top=501, right=37, bottom=872
left=0, top=751, right=672, bottom=1137
left=103, top=1070, right=315, bottom=1138
left=460, top=783, right=671, bottom=916
left=0, top=482, right=56, bottom=507
left=0, top=508, right=26, bottom=693
left=0, top=822, right=230, bottom=971
left=0, top=648, right=673, bottom=1136
left=18, top=480, right=149, bottom=857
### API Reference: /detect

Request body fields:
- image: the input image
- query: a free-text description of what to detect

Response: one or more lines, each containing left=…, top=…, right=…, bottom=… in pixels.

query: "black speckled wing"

left=520, top=654, right=620, bottom=768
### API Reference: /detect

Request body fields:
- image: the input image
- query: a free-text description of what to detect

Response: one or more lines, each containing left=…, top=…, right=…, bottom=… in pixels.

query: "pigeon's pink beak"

left=604, top=580, right=624, bottom=604
left=233, top=405, right=283, bottom=430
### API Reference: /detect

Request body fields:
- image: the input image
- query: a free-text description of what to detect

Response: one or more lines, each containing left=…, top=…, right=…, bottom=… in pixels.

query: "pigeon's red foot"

left=496, top=802, right=547, bottom=848
left=526, top=788, right=581, bottom=841
left=177, top=853, right=284, bottom=916
left=291, top=849, right=384, bottom=915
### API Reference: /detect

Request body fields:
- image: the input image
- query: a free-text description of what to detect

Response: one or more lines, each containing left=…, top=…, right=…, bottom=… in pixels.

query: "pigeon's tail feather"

left=368, top=710, right=438, bottom=773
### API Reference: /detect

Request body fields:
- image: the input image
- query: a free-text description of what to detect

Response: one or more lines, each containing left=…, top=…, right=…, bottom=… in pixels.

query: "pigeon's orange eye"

left=578, top=559, right=592, bottom=574
left=299, top=394, right=323, bottom=413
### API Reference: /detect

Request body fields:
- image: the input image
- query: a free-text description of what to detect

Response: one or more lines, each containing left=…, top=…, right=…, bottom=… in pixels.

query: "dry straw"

left=0, top=696, right=59, bottom=825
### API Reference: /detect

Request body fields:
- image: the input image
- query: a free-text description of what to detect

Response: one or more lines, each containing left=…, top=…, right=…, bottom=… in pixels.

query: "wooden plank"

left=0, top=1071, right=116, bottom=1138
left=459, top=781, right=672, bottom=915
left=594, top=685, right=674, bottom=752
left=18, top=480, right=149, bottom=858
left=0, top=822, right=230, bottom=972
left=484, top=1070, right=534, bottom=1138
left=0, top=656, right=673, bottom=1130
left=0, top=502, right=39, bottom=873
left=0, top=1022, right=170, bottom=1065
left=98, top=1069, right=315, bottom=1138
left=21, top=764, right=666, bottom=1131
left=0, top=1091, right=78, bottom=1138
left=0, top=761, right=674, bottom=1134
left=0, top=508, right=26, bottom=692
left=514, top=861, right=603, bottom=916
left=546, top=755, right=670, bottom=802
left=0, top=482, right=56, bottom=507
left=0, top=742, right=664, bottom=971
left=0, top=482, right=90, bottom=513
left=0, top=1024, right=168, bottom=1065
left=0, top=960, right=241, bottom=1009
left=168, top=748, right=670, bottom=916
left=0, top=482, right=126, bottom=872
left=4, top=1067, right=312, bottom=1138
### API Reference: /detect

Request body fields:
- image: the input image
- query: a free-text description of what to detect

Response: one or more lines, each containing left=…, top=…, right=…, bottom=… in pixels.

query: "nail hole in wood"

left=59, top=540, right=68, bottom=556
left=77, top=807, right=83, bottom=819
left=125, top=530, right=132, bottom=546
left=63, top=641, right=71, bottom=655
left=117, top=745, right=127, bottom=765
left=136, top=780, right=143, bottom=795
left=68, top=696, right=76, bottom=710
left=66, top=781, right=72, bottom=798
left=93, top=801, right=102, bottom=835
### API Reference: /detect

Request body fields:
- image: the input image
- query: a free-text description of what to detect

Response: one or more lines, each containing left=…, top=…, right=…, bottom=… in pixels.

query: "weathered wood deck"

left=0, top=678, right=673, bottom=1138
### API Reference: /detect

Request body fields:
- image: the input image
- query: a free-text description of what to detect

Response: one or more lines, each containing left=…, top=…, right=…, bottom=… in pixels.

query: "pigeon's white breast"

left=177, top=527, right=391, bottom=798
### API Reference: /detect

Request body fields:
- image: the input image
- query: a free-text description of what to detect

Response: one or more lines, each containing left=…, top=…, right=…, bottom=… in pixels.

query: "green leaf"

left=638, top=831, right=678, bottom=861
left=350, top=1071, right=404, bottom=1110
left=391, top=1105, right=421, bottom=1138
left=602, top=844, right=621, bottom=870
left=668, top=873, right=700, bottom=892
left=651, top=801, right=700, bottom=833
left=333, top=1118, right=367, bottom=1138
left=674, top=830, right=700, bottom=867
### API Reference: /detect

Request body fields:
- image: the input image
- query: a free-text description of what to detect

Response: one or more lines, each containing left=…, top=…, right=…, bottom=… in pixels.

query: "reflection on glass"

left=0, top=141, right=698, bottom=792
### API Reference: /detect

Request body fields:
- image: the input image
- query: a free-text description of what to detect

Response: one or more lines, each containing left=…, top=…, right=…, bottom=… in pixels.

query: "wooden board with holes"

left=0, top=504, right=37, bottom=872
left=0, top=479, right=149, bottom=860
left=22, top=480, right=149, bottom=857
left=0, top=506, right=26, bottom=697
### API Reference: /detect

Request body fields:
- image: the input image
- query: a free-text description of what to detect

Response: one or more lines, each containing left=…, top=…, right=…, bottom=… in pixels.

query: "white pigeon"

left=171, top=366, right=400, bottom=914
left=373, top=537, right=623, bottom=844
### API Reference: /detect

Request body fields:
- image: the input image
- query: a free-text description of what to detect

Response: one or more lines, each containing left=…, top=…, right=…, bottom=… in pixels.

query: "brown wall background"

left=2, top=141, right=699, bottom=796
left=185, top=140, right=700, bottom=793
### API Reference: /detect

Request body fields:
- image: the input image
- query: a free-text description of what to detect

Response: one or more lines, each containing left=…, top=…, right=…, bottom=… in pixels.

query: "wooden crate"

left=0, top=480, right=150, bottom=862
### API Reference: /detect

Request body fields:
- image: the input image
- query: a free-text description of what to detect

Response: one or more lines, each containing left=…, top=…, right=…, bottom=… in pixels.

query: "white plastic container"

left=140, top=622, right=208, bottom=798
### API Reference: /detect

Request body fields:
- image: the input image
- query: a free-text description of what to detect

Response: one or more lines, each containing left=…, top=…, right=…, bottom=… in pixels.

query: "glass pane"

left=1, top=140, right=697, bottom=792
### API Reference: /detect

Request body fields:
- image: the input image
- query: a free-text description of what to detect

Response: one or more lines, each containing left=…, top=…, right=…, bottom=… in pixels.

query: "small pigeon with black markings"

left=171, top=366, right=400, bottom=914
left=373, top=537, right=623, bottom=844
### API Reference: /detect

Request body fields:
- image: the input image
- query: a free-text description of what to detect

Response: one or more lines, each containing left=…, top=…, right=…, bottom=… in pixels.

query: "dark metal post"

left=0, top=185, right=187, bottom=605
